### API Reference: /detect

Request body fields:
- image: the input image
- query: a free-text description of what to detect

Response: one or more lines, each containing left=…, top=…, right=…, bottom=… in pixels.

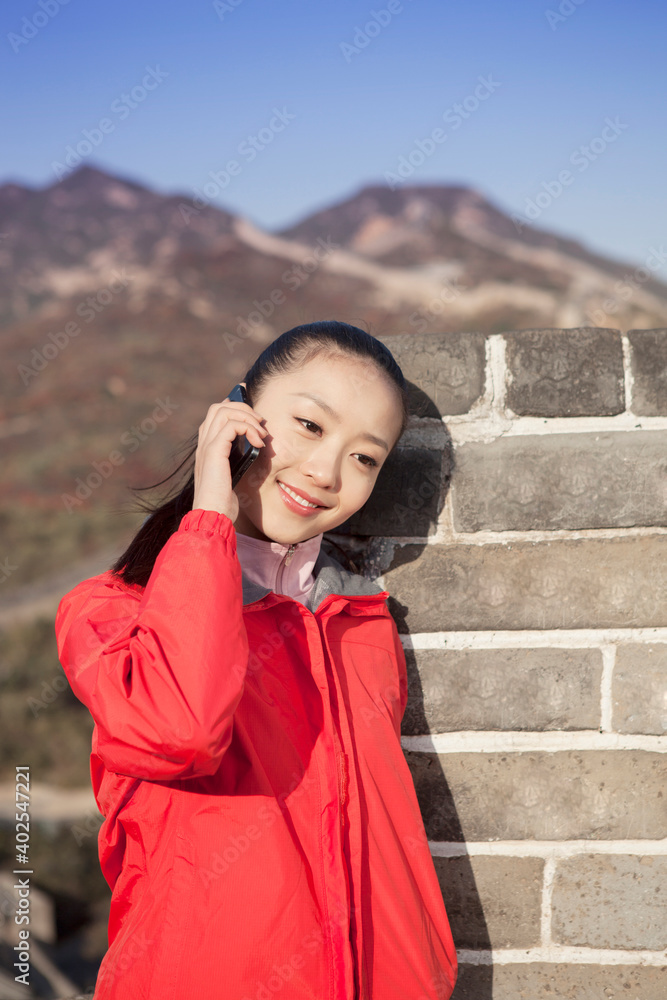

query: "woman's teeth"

left=278, top=482, right=319, bottom=508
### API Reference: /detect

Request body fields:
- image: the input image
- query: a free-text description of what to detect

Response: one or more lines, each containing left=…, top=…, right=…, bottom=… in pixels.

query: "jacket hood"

left=241, top=539, right=385, bottom=612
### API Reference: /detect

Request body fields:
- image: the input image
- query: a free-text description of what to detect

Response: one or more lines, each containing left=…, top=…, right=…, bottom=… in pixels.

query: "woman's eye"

left=297, top=418, right=321, bottom=434
left=295, top=418, right=378, bottom=468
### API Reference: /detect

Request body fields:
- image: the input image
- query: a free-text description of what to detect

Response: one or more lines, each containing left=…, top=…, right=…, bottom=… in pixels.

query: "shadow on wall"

left=329, top=381, right=493, bottom=998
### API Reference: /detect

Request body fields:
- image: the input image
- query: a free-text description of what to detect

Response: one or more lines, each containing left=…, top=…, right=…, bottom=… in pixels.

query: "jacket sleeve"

left=54, top=508, right=249, bottom=781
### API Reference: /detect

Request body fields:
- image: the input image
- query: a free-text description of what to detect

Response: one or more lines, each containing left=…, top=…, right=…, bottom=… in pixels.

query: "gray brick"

left=504, top=328, right=625, bottom=416
left=406, top=750, right=667, bottom=841
left=613, top=644, right=667, bottom=735
left=433, top=854, right=543, bottom=949
left=384, top=536, right=667, bottom=631
left=403, top=647, right=602, bottom=733
left=452, top=963, right=667, bottom=1000
left=449, top=964, right=493, bottom=999
left=628, top=328, right=667, bottom=415
left=451, top=431, right=667, bottom=531
left=377, top=331, right=487, bottom=416
left=333, top=446, right=447, bottom=537
left=551, top=854, right=667, bottom=949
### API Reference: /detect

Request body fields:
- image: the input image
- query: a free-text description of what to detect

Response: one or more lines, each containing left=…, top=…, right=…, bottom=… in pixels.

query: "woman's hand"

left=192, top=383, right=268, bottom=520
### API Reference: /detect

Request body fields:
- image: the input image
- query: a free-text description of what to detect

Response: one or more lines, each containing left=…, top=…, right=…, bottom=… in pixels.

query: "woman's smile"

left=277, top=479, right=330, bottom=508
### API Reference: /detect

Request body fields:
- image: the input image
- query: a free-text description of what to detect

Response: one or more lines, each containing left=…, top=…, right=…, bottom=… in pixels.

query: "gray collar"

left=241, top=540, right=384, bottom=613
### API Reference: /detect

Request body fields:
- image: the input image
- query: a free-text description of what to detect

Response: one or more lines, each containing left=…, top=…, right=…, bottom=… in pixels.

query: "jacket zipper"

left=275, top=543, right=296, bottom=593
left=277, top=582, right=358, bottom=994
left=296, top=588, right=366, bottom=1000
left=336, top=747, right=348, bottom=817
left=251, top=583, right=385, bottom=999
left=335, top=741, right=357, bottom=992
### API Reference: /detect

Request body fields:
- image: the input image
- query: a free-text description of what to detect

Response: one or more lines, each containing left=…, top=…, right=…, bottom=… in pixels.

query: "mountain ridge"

left=2, top=163, right=664, bottom=337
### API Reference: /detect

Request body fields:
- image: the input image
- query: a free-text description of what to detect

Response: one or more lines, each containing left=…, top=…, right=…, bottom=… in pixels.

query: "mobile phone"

left=227, top=382, right=261, bottom=488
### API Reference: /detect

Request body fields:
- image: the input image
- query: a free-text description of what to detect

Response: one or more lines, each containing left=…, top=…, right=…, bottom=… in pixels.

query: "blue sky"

left=2, top=0, right=665, bottom=270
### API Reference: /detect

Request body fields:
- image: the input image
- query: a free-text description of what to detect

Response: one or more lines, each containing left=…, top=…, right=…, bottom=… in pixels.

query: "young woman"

left=55, top=321, right=458, bottom=1000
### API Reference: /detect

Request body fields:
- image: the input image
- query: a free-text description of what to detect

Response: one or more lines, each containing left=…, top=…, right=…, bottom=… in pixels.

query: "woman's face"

left=232, top=353, right=404, bottom=544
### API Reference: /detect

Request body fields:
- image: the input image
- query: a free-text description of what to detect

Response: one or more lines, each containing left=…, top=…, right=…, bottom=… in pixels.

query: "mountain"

left=277, top=182, right=620, bottom=267
left=2, top=165, right=665, bottom=338
left=0, top=164, right=248, bottom=326
left=277, top=183, right=667, bottom=329
left=1, top=163, right=666, bottom=595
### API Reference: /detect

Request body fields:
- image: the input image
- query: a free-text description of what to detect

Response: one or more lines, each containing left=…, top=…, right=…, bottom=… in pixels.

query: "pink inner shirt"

left=233, top=528, right=324, bottom=605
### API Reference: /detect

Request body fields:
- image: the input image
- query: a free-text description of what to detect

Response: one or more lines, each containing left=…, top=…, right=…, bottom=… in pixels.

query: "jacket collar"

left=241, top=539, right=386, bottom=613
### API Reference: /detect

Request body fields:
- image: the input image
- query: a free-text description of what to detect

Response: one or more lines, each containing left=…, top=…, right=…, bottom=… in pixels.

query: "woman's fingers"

left=200, top=399, right=268, bottom=444
left=213, top=415, right=267, bottom=449
left=192, top=397, right=269, bottom=516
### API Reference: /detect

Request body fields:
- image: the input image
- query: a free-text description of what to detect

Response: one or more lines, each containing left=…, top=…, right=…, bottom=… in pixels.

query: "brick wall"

left=338, top=327, right=667, bottom=999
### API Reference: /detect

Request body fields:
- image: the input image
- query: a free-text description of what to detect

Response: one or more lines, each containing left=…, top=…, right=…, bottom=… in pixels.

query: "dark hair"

left=110, top=320, right=409, bottom=587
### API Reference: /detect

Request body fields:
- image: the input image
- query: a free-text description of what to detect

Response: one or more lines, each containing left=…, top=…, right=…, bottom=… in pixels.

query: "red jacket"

left=55, top=508, right=458, bottom=999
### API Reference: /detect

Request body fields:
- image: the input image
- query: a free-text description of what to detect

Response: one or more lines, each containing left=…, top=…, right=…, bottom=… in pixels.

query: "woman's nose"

left=299, top=451, right=340, bottom=490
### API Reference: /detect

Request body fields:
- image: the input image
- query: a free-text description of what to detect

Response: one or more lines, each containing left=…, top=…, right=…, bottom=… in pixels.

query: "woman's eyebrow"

left=287, top=391, right=389, bottom=451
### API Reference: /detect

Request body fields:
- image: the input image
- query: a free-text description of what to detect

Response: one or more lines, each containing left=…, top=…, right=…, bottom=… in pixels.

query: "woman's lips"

left=277, top=480, right=327, bottom=516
